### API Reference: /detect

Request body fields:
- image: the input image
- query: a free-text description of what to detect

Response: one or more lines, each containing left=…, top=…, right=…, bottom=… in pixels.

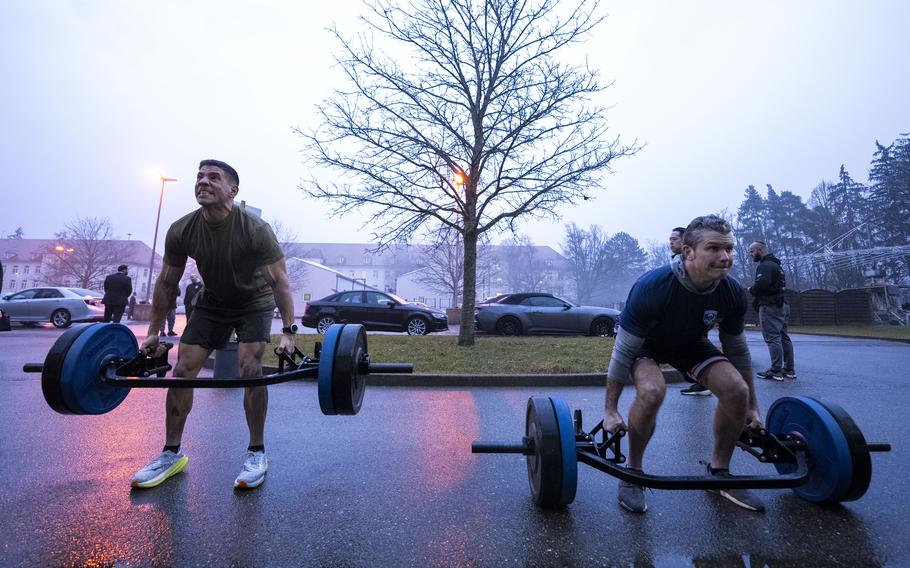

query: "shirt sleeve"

left=618, top=279, right=662, bottom=338
left=253, top=223, right=285, bottom=267
left=718, top=281, right=747, bottom=335
left=162, top=224, right=188, bottom=269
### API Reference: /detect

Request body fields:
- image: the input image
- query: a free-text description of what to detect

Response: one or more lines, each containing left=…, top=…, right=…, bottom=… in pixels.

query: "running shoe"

left=705, top=464, right=765, bottom=512
left=756, top=369, right=783, bottom=381
left=131, top=450, right=188, bottom=489
left=234, top=451, right=268, bottom=489
left=681, top=383, right=711, bottom=396
left=618, top=478, right=647, bottom=513
left=782, top=370, right=798, bottom=379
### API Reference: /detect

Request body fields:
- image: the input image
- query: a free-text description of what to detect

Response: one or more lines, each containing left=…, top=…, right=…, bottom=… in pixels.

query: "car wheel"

left=316, top=315, right=337, bottom=334
left=496, top=316, right=522, bottom=336
left=406, top=316, right=429, bottom=336
left=590, top=317, right=616, bottom=337
left=51, top=309, right=72, bottom=328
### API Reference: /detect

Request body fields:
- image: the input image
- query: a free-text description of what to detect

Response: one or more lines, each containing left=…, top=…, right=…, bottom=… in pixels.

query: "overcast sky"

left=1, top=1, right=908, bottom=253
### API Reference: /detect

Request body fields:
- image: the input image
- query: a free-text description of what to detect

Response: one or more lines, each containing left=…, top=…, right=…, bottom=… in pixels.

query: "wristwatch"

left=281, top=324, right=298, bottom=335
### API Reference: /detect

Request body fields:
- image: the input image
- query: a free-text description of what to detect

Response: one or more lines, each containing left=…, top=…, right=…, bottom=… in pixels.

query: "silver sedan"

left=474, top=293, right=620, bottom=336
left=0, top=287, right=105, bottom=328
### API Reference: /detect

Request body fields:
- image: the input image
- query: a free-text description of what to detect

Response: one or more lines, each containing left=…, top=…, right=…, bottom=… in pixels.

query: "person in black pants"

left=184, top=275, right=203, bottom=323
left=103, top=265, right=133, bottom=323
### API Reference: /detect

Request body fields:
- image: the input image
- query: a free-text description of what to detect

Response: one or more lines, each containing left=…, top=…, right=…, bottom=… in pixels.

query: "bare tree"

left=299, top=0, right=637, bottom=345
left=45, top=217, right=121, bottom=289
left=269, top=218, right=309, bottom=292
left=643, top=240, right=669, bottom=271
left=562, top=223, right=611, bottom=304
left=497, top=234, right=546, bottom=292
left=416, top=223, right=493, bottom=308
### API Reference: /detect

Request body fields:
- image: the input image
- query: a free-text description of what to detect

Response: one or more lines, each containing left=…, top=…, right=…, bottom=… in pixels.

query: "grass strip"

left=786, top=325, right=910, bottom=342
left=266, top=334, right=614, bottom=374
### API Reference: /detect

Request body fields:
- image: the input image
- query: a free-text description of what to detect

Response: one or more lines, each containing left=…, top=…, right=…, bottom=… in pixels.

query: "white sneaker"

left=234, top=451, right=268, bottom=489
left=131, top=450, right=188, bottom=488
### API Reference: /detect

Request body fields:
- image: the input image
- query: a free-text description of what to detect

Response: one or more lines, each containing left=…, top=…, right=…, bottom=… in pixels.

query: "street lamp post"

left=145, top=175, right=177, bottom=302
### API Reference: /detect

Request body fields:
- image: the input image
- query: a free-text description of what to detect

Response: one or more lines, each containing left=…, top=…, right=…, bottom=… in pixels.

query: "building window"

left=362, top=256, right=372, bottom=265
left=337, top=256, right=346, bottom=265
left=545, top=260, right=553, bottom=267
left=20, top=281, right=27, bottom=289
left=9, top=280, right=15, bottom=288
left=34, top=265, right=40, bottom=274
left=144, top=268, right=148, bottom=276
left=23, top=265, right=29, bottom=274
left=373, top=270, right=379, bottom=279
left=11, top=266, right=18, bottom=274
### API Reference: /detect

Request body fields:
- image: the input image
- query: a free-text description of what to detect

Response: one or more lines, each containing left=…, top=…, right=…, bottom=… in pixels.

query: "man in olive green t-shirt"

left=130, top=159, right=296, bottom=491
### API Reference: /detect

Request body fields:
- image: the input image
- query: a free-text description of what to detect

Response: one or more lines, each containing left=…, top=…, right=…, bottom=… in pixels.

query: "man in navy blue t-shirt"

left=603, top=215, right=764, bottom=513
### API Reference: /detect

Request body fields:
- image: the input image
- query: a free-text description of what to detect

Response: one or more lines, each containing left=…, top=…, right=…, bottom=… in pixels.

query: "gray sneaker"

left=706, top=465, right=765, bottom=512
left=756, top=369, right=783, bottom=381
left=131, top=450, right=188, bottom=489
left=782, top=370, right=797, bottom=380
left=618, top=479, right=648, bottom=513
left=234, top=451, right=268, bottom=489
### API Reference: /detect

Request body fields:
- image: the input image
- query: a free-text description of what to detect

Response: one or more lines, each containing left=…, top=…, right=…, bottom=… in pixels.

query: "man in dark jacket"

left=184, top=275, right=203, bottom=322
left=748, top=242, right=795, bottom=380
left=103, top=264, right=133, bottom=323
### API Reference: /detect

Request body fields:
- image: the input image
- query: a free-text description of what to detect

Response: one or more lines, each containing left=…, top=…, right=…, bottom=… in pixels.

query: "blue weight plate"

left=60, top=323, right=137, bottom=415
left=318, top=324, right=344, bottom=415
left=332, top=324, right=367, bottom=415
left=550, top=396, right=578, bottom=505
left=766, top=396, right=853, bottom=504
left=42, top=325, right=93, bottom=414
left=525, top=396, right=565, bottom=507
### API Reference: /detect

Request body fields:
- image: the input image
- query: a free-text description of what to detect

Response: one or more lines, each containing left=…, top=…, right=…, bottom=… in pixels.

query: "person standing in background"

left=103, top=265, right=133, bottom=323
left=184, top=275, right=203, bottom=323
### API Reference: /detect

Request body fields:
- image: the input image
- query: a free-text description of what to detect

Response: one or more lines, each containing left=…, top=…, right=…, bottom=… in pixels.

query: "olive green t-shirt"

left=163, top=206, right=284, bottom=311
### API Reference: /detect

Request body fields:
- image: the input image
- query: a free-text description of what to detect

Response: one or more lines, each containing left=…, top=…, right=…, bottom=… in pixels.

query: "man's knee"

left=634, top=379, right=666, bottom=409
left=238, top=354, right=264, bottom=377
left=712, top=375, right=748, bottom=407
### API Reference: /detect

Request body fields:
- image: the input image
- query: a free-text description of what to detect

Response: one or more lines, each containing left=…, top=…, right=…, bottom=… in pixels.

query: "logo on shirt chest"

left=703, top=310, right=719, bottom=326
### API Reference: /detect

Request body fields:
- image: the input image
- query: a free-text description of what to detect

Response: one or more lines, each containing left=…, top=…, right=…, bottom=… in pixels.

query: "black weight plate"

left=525, top=396, right=565, bottom=507
left=60, top=323, right=137, bottom=415
left=332, top=324, right=367, bottom=415
left=811, top=398, right=873, bottom=502
left=766, top=396, right=853, bottom=504
left=41, top=324, right=93, bottom=414
left=318, top=324, right=345, bottom=415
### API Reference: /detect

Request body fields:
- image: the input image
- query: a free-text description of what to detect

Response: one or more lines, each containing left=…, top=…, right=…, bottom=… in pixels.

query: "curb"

left=205, top=357, right=685, bottom=387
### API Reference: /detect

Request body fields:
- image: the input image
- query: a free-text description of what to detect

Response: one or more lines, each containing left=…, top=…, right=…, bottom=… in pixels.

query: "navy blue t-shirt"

left=619, top=265, right=747, bottom=346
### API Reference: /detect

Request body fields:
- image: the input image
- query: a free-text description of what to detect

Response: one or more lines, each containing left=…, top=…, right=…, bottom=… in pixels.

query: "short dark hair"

left=683, top=215, right=732, bottom=248
left=672, top=227, right=686, bottom=235
left=117, top=264, right=128, bottom=272
left=199, top=159, right=239, bottom=186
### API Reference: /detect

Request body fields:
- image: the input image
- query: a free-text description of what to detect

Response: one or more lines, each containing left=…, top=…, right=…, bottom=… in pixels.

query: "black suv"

left=302, top=290, right=449, bottom=335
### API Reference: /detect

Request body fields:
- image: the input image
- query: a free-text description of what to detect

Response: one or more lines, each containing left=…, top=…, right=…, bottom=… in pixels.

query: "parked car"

left=301, top=290, right=449, bottom=335
left=474, top=292, right=620, bottom=336
left=0, top=287, right=105, bottom=328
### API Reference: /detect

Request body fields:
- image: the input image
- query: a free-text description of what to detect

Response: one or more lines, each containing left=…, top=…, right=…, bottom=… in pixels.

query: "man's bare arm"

left=262, top=258, right=295, bottom=330
left=147, top=263, right=185, bottom=337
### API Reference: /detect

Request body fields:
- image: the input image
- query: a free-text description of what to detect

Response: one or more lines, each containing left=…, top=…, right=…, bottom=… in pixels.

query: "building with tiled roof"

left=0, top=239, right=162, bottom=297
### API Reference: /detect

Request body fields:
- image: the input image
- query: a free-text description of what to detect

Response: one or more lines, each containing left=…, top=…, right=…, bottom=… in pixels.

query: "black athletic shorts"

left=635, top=337, right=728, bottom=385
left=180, top=304, right=273, bottom=350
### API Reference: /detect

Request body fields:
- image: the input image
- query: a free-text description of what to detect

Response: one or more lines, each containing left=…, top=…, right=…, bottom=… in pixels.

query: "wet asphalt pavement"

left=0, top=325, right=907, bottom=567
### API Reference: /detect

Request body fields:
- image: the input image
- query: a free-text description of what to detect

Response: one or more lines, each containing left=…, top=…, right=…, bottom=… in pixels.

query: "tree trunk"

left=458, top=230, right=478, bottom=346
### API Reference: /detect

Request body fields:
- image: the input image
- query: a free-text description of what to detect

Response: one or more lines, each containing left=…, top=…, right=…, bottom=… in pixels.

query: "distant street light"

left=145, top=175, right=177, bottom=302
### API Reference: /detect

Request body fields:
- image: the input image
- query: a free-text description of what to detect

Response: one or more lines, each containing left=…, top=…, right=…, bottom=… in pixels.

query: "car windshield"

left=387, top=293, right=408, bottom=304
left=554, top=296, right=576, bottom=307
left=67, top=288, right=102, bottom=297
